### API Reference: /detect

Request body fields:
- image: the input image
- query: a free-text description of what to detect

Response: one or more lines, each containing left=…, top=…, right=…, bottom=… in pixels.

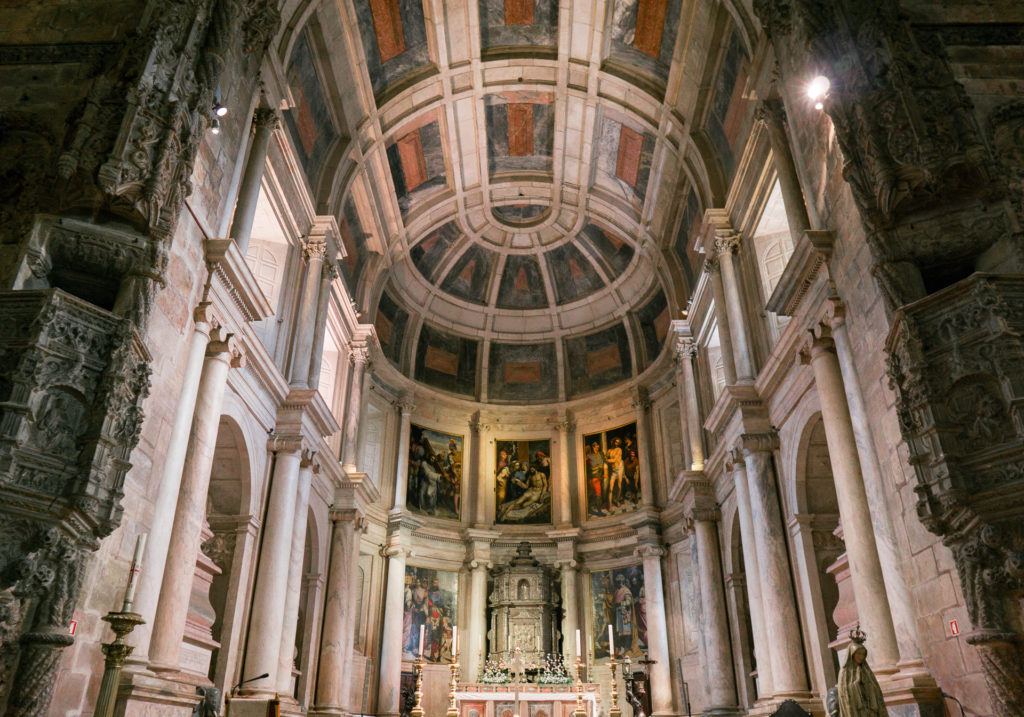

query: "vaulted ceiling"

left=275, top=0, right=761, bottom=402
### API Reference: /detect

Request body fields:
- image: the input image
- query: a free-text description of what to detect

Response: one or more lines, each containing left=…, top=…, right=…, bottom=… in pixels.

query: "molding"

left=205, top=238, right=274, bottom=322
left=765, top=230, right=835, bottom=316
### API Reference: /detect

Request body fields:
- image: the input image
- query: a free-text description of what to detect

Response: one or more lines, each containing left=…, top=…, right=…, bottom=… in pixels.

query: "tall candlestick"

left=419, top=624, right=426, bottom=657
left=608, top=624, right=615, bottom=655
left=121, top=533, right=147, bottom=612
left=575, top=628, right=582, bottom=658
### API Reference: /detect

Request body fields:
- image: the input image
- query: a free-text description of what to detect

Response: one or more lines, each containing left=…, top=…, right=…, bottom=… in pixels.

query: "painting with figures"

left=495, top=439, right=551, bottom=524
left=582, top=422, right=641, bottom=517
left=406, top=424, right=463, bottom=520
left=403, top=566, right=458, bottom=663
left=591, top=566, right=647, bottom=659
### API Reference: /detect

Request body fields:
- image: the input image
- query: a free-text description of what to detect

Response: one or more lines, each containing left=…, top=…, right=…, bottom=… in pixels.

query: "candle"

left=122, top=533, right=147, bottom=612
left=419, top=624, right=426, bottom=656
left=575, top=629, right=582, bottom=658
left=453, top=626, right=458, bottom=656
left=608, top=624, right=615, bottom=655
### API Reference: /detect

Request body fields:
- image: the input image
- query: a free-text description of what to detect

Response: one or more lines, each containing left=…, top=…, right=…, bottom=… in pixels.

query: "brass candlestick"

left=93, top=611, right=145, bottom=717
left=446, top=655, right=460, bottom=717
left=411, top=655, right=426, bottom=717
left=573, top=657, right=587, bottom=717
left=608, top=657, right=622, bottom=717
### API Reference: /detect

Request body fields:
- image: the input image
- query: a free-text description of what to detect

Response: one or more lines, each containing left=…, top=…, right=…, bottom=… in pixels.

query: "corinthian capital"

left=714, top=232, right=742, bottom=256
left=303, top=237, right=327, bottom=261
left=635, top=543, right=665, bottom=560
left=252, top=106, right=281, bottom=131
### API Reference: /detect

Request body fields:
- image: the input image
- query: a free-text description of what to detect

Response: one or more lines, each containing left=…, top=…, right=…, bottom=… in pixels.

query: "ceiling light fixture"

left=807, top=75, right=830, bottom=110
left=213, top=101, right=228, bottom=117
left=210, top=117, right=221, bottom=135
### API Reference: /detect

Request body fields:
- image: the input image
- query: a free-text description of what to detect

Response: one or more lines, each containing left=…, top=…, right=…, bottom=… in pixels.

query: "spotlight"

left=211, top=117, right=221, bottom=135
left=814, top=101, right=824, bottom=111
left=807, top=75, right=830, bottom=102
left=213, top=101, right=228, bottom=117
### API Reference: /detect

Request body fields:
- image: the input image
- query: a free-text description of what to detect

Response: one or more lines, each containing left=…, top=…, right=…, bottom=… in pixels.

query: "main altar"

left=455, top=683, right=600, bottom=717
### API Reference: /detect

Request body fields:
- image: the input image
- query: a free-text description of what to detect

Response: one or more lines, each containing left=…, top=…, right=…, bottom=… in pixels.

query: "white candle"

left=453, top=626, right=458, bottom=656
left=575, top=628, right=582, bottom=658
left=608, top=624, right=615, bottom=654
left=419, top=624, right=426, bottom=656
left=122, top=533, right=147, bottom=612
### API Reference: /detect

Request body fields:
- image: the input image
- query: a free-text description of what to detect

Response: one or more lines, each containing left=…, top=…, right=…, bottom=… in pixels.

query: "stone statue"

left=509, top=645, right=527, bottom=683
left=836, top=641, right=885, bottom=716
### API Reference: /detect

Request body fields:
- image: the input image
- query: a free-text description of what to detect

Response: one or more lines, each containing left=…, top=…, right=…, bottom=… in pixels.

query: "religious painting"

left=495, top=702, right=516, bottom=717
left=494, top=439, right=552, bottom=524
left=283, top=28, right=340, bottom=190
left=582, top=422, right=641, bottom=517
left=488, top=342, right=557, bottom=402
left=529, top=703, right=554, bottom=717
left=406, top=424, right=464, bottom=520
left=590, top=565, right=647, bottom=659
left=402, top=565, right=458, bottom=663
left=564, top=324, right=632, bottom=398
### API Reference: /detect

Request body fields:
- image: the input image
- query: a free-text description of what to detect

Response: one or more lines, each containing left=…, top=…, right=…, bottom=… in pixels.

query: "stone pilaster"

left=230, top=107, right=280, bottom=254
left=391, top=395, right=416, bottom=513
left=340, top=344, right=369, bottom=472
left=671, top=323, right=706, bottom=471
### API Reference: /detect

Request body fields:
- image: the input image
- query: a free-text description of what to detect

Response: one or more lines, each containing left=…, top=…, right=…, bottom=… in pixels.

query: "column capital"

left=554, top=413, right=576, bottom=433
left=380, top=544, right=410, bottom=560
left=349, top=343, right=370, bottom=366
left=397, top=393, right=417, bottom=414
left=799, top=326, right=836, bottom=365
left=207, top=331, right=246, bottom=368
left=303, top=236, right=327, bottom=261
left=468, top=559, right=494, bottom=571
left=754, top=96, right=788, bottom=129
left=631, top=386, right=651, bottom=412
left=702, top=256, right=720, bottom=274
left=193, top=300, right=220, bottom=329
left=725, top=446, right=746, bottom=471
left=738, top=431, right=778, bottom=454
left=268, top=432, right=304, bottom=454
left=714, top=231, right=742, bottom=256
left=323, top=261, right=339, bottom=283
left=635, top=543, right=666, bottom=560
left=252, top=106, right=281, bottom=131
left=553, top=558, right=579, bottom=570
left=301, top=447, right=318, bottom=468
left=673, top=334, right=699, bottom=363
left=329, top=506, right=367, bottom=532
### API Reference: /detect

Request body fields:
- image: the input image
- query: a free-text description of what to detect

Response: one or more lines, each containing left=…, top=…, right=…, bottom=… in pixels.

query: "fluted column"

left=692, top=514, right=739, bottom=713
left=636, top=543, right=674, bottom=716
left=703, top=259, right=738, bottom=385
left=241, top=435, right=303, bottom=695
left=391, top=395, right=416, bottom=512
left=741, top=434, right=808, bottom=697
left=289, top=236, right=327, bottom=387
left=277, top=453, right=316, bottom=695
left=727, top=450, right=772, bottom=699
left=715, top=233, right=756, bottom=383
left=633, top=388, right=655, bottom=506
left=129, top=302, right=215, bottom=660
left=231, top=107, right=280, bottom=254
left=340, top=345, right=369, bottom=471
left=308, top=264, right=338, bottom=390
left=827, top=300, right=925, bottom=666
left=673, top=331, right=705, bottom=471
left=149, top=331, right=243, bottom=671
left=756, top=98, right=811, bottom=242
left=802, top=329, right=900, bottom=670
left=377, top=540, right=409, bottom=717
left=555, top=415, right=575, bottom=524
left=312, top=508, right=364, bottom=715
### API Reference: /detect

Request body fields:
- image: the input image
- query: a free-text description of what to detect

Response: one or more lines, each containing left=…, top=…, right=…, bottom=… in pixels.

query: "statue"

left=835, top=634, right=886, bottom=717
left=192, top=686, right=221, bottom=717
left=509, top=645, right=527, bottom=683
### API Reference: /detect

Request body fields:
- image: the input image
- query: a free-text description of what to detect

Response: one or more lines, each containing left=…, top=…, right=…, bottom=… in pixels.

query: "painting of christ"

left=583, top=422, right=641, bottom=518
left=406, top=424, right=463, bottom=520
left=402, top=566, right=458, bottom=663
left=494, top=439, right=551, bottom=524
left=590, top=565, right=647, bottom=659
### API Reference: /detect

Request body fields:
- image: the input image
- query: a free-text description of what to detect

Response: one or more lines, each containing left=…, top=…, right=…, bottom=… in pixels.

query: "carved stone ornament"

left=885, top=274, right=1024, bottom=715
left=0, top=290, right=150, bottom=714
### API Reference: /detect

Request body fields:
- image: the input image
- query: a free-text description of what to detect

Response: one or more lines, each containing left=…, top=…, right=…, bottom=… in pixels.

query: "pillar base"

left=744, top=695, right=820, bottom=716
left=224, top=695, right=280, bottom=716
left=701, top=708, right=743, bottom=717
left=308, top=707, right=347, bottom=717
left=880, top=667, right=945, bottom=717
left=115, top=668, right=206, bottom=717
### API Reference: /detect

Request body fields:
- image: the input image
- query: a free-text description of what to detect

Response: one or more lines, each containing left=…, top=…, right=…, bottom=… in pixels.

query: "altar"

left=456, top=683, right=600, bottom=717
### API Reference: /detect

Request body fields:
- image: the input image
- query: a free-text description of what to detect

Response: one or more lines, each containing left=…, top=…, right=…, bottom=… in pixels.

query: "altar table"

left=456, top=683, right=600, bottom=717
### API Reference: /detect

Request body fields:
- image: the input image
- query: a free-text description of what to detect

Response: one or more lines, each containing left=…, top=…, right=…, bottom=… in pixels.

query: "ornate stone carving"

left=242, top=0, right=282, bottom=55
left=885, top=274, right=1024, bottom=714
left=252, top=106, right=281, bottom=132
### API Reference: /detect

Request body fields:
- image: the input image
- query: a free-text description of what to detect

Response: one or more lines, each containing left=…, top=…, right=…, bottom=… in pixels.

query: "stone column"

left=802, top=329, right=901, bottom=670
left=741, top=434, right=808, bottom=697
left=289, top=236, right=327, bottom=387
left=703, top=259, right=739, bottom=386
left=231, top=107, right=280, bottom=255
left=391, top=395, right=416, bottom=512
left=471, top=415, right=489, bottom=525
left=727, top=449, right=772, bottom=698
left=633, top=388, right=655, bottom=506
left=715, top=233, right=756, bottom=383
left=674, top=333, right=705, bottom=471
left=277, top=453, right=316, bottom=695
left=827, top=300, right=925, bottom=667
left=148, top=332, right=242, bottom=671
left=378, top=522, right=413, bottom=717
left=312, top=508, right=364, bottom=715
left=129, top=302, right=215, bottom=659
left=558, top=560, right=579, bottom=665
left=466, top=557, right=490, bottom=681
left=692, top=514, right=739, bottom=713
left=555, top=415, right=575, bottom=524
left=241, top=435, right=303, bottom=695
left=637, top=543, right=674, bottom=716
left=308, top=264, right=338, bottom=390
left=756, top=98, right=811, bottom=242
left=340, top=345, right=369, bottom=472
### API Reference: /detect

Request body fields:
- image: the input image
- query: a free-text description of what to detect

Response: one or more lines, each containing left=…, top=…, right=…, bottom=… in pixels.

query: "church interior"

left=1, top=1, right=1023, bottom=716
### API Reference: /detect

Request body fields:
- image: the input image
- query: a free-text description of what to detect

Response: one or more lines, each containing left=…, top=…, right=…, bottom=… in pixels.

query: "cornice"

left=205, top=238, right=274, bottom=323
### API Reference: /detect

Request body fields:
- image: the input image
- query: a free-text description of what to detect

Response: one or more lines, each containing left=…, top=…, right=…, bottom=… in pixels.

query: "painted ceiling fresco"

left=496, top=255, right=548, bottom=310
left=703, top=27, right=750, bottom=183
left=492, top=204, right=549, bottom=224
left=485, top=92, right=555, bottom=176
left=415, top=323, right=480, bottom=397
left=674, top=188, right=705, bottom=290
left=440, top=245, right=497, bottom=305
left=564, top=323, right=633, bottom=398
left=633, top=290, right=670, bottom=369
left=376, top=286, right=411, bottom=366
left=338, top=197, right=370, bottom=296
left=478, top=0, right=559, bottom=56
left=386, top=113, right=448, bottom=218
left=488, top=340, right=558, bottom=401
left=605, top=0, right=683, bottom=93
left=283, top=29, right=339, bottom=191
left=593, top=114, right=657, bottom=203
left=355, top=0, right=433, bottom=100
